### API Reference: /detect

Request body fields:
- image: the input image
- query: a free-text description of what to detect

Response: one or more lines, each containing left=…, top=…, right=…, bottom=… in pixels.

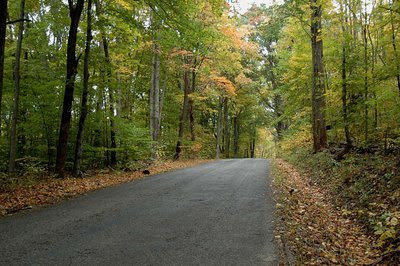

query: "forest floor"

left=273, top=148, right=400, bottom=265
left=0, top=159, right=210, bottom=217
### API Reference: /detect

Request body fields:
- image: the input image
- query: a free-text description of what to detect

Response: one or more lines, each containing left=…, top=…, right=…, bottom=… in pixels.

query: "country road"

left=0, top=159, right=277, bottom=265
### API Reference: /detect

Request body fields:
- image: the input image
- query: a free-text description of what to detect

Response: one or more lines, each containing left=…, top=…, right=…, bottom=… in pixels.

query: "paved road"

left=0, top=159, right=277, bottom=265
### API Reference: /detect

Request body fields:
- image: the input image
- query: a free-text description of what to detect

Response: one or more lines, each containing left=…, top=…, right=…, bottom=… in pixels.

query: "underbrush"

left=280, top=146, right=400, bottom=263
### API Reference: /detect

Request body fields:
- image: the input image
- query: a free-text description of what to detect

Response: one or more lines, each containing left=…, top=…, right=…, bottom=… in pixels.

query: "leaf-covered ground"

left=273, top=159, right=378, bottom=265
left=0, top=160, right=210, bottom=216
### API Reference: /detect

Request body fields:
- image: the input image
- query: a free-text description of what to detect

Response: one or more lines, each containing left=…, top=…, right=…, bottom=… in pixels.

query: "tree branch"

left=5, top=18, right=31, bottom=25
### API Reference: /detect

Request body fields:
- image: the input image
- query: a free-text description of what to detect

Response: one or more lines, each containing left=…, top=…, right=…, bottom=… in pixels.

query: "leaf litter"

left=0, top=160, right=210, bottom=216
left=273, top=159, right=379, bottom=265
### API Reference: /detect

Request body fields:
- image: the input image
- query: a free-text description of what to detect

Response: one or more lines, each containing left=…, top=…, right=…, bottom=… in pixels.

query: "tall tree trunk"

left=174, top=68, right=190, bottom=160
left=363, top=9, right=369, bottom=144
left=159, top=68, right=167, bottom=127
left=73, top=0, right=92, bottom=176
left=216, top=97, right=223, bottom=159
left=189, top=65, right=196, bottom=141
left=0, top=0, right=7, bottom=136
left=367, top=17, right=378, bottom=132
left=96, top=0, right=116, bottom=166
left=310, top=0, right=327, bottom=152
left=341, top=41, right=352, bottom=148
left=223, top=97, right=230, bottom=158
left=8, top=0, right=25, bottom=173
left=102, top=37, right=117, bottom=166
left=150, top=41, right=160, bottom=142
left=55, top=0, right=85, bottom=176
left=389, top=0, right=400, bottom=94
left=340, top=1, right=352, bottom=148
left=266, top=43, right=285, bottom=140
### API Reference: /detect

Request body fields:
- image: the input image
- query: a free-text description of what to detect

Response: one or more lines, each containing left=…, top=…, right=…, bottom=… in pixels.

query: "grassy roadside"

left=272, top=158, right=378, bottom=264
left=0, top=159, right=210, bottom=216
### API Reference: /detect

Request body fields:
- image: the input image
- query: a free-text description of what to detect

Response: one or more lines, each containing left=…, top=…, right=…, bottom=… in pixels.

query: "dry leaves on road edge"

left=0, top=159, right=211, bottom=216
left=272, top=159, right=378, bottom=265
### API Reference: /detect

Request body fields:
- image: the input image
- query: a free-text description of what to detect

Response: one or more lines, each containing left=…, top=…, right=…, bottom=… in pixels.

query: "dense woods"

left=1, top=0, right=400, bottom=262
left=0, top=0, right=269, bottom=176
left=0, top=0, right=399, bottom=174
left=0, top=0, right=399, bottom=171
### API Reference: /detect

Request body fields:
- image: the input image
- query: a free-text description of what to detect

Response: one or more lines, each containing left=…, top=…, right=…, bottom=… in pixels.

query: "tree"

left=55, top=0, right=85, bottom=176
left=73, top=0, right=92, bottom=176
left=0, top=0, right=7, bottom=136
left=174, top=59, right=191, bottom=160
left=339, top=0, right=352, bottom=150
left=215, top=96, right=223, bottom=159
left=310, top=0, right=327, bottom=152
left=149, top=21, right=161, bottom=144
left=8, top=0, right=26, bottom=173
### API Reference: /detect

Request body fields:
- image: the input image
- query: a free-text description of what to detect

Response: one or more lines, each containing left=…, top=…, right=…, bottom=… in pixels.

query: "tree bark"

left=233, top=112, right=240, bottom=158
left=340, top=1, right=352, bottom=148
left=102, top=36, right=117, bottom=166
left=189, top=64, right=196, bottom=141
left=0, top=0, right=7, bottom=136
left=223, top=97, right=230, bottom=158
left=55, top=0, right=85, bottom=176
left=389, top=0, right=400, bottom=94
left=8, top=0, right=25, bottom=173
left=95, top=0, right=116, bottom=166
left=150, top=40, right=160, bottom=142
left=266, top=43, right=285, bottom=140
left=310, top=0, right=327, bottom=152
left=174, top=68, right=190, bottom=160
left=363, top=8, right=369, bottom=144
left=159, top=68, right=167, bottom=127
left=73, top=0, right=92, bottom=176
left=216, top=97, right=223, bottom=159
left=250, top=125, right=256, bottom=158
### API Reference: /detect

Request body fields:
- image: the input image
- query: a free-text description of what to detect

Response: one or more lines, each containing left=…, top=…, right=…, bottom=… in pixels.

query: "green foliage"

left=0, top=0, right=272, bottom=175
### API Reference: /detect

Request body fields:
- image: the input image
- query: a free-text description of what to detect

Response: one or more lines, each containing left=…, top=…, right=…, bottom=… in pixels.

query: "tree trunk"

left=223, top=97, right=230, bottom=158
left=102, top=37, right=117, bottom=166
left=73, top=0, right=92, bottom=176
left=189, top=65, right=196, bottom=141
left=159, top=68, right=167, bottom=128
left=363, top=9, right=369, bottom=144
left=274, top=94, right=284, bottom=140
left=95, top=0, right=116, bottom=166
left=310, top=0, right=327, bottom=152
left=233, top=113, right=240, bottom=158
left=55, top=0, right=85, bottom=176
left=250, top=126, right=256, bottom=158
left=174, top=68, right=190, bottom=160
left=340, top=1, right=352, bottom=148
left=150, top=41, right=160, bottom=142
left=266, top=43, right=285, bottom=140
left=8, top=0, right=25, bottom=173
left=216, top=97, right=223, bottom=159
left=389, top=0, right=400, bottom=94
left=0, top=0, right=7, bottom=136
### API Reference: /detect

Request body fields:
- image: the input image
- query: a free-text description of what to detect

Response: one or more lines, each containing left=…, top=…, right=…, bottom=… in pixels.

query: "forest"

left=0, top=0, right=270, bottom=177
left=1, top=0, right=400, bottom=263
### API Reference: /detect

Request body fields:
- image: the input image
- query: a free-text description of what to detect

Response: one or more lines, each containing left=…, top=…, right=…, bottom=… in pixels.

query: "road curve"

left=0, top=159, right=277, bottom=265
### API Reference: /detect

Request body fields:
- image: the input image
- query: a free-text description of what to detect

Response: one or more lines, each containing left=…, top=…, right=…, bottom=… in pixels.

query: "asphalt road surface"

left=0, top=159, right=277, bottom=265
